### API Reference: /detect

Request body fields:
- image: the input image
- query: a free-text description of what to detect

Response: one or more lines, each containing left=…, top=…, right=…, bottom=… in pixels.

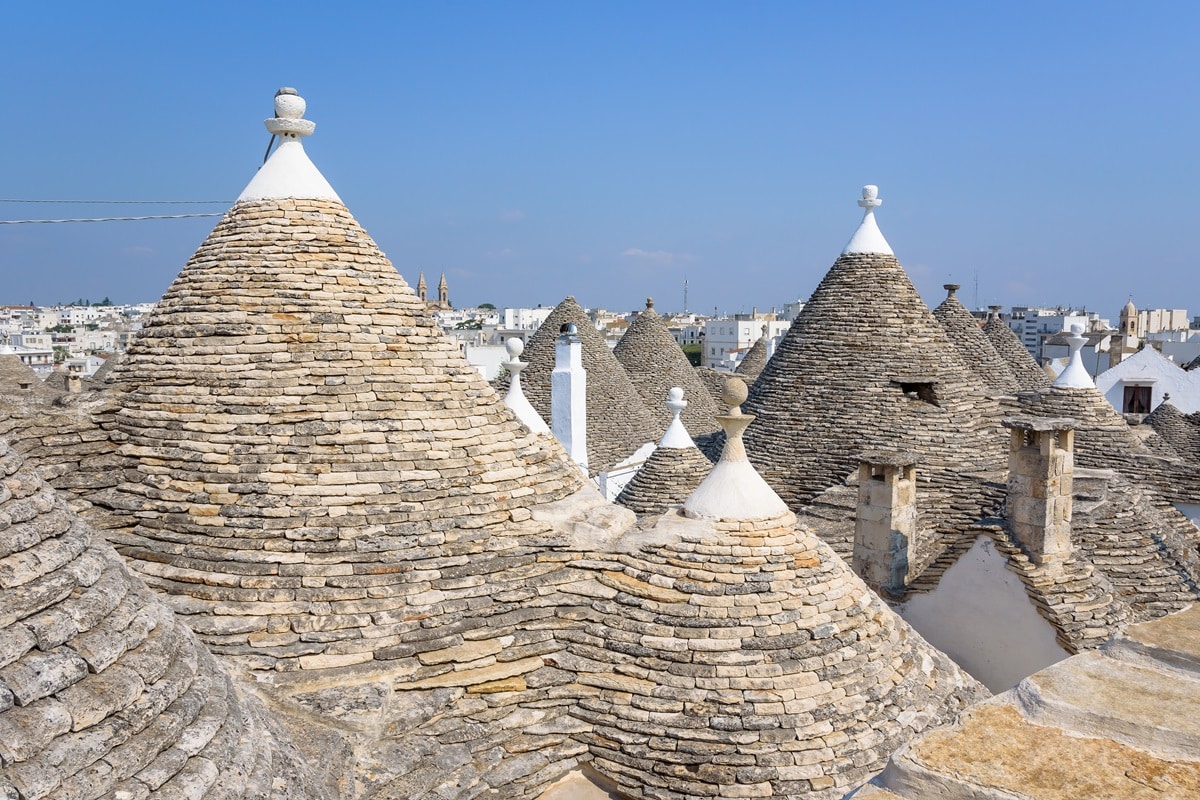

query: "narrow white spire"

left=683, top=378, right=788, bottom=520
left=502, top=337, right=550, bottom=434
left=1053, top=324, right=1095, bottom=388
left=238, top=88, right=341, bottom=203
left=551, top=324, right=588, bottom=472
left=658, top=387, right=695, bottom=449
left=842, top=184, right=894, bottom=256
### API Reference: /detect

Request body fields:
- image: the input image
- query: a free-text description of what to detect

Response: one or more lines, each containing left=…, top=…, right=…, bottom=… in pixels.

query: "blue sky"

left=3, top=2, right=1197, bottom=320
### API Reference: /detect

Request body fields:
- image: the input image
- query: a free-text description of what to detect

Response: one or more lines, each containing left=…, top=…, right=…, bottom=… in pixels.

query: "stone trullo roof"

left=613, top=298, right=721, bottom=436
left=1145, top=399, right=1200, bottom=463
left=0, top=352, right=59, bottom=404
left=734, top=325, right=771, bottom=382
left=932, top=285, right=1019, bottom=394
left=741, top=186, right=1007, bottom=525
left=497, top=295, right=660, bottom=474
left=99, top=89, right=584, bottom=673
left=693, top=365, right=730, bottom=406
left=983, top=310, right=1051, bottom=389
left=0, top=436, right=321, bottom=800
left=615, top=387, right=713, bottom=515
left=571, top=378, right=987, bottom=799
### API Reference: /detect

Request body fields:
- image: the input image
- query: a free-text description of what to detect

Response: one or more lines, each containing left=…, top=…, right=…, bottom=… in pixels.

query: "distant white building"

left=1008, top=306, right=1102, bottom=361
left=501, top=307, right=553, bottom=331
left=1096, top=346, right=1200, bottom=415
left=703, top=316, right=789, bottom=368
left=1137, top=308, right=1190, bottom=336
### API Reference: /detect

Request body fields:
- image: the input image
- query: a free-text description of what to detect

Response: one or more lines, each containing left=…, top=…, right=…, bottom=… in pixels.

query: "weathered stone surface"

left=495, top=296, right=660, bottom=475
left=614, top=300, right=721, bottom=437
left=932, top=287, right=1019, bottom=395
left=0, top=437, right=323, bottom=799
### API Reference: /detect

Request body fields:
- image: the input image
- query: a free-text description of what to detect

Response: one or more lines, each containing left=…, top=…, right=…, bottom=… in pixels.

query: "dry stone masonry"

left=0, top=436, right=322, bottom=800
left=932, top=286, right=1019, bottom=395
left=614, top=299, right=721, bottom=436
left=983, top=308, right=1051, bottom=390
left=496, top=296, right=660, bottom=475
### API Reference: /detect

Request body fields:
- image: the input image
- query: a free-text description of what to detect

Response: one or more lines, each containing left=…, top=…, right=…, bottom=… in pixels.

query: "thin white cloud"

left=620, top=248, right=694, bottom=266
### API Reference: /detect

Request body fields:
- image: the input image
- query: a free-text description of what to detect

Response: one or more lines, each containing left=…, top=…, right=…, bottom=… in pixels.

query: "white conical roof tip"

left=238, top=87, right=340, bottom=203
left=842, top=184, right=895, bottom=256
left=1053, top=323, right=1095, bottom=389
left=659, top=387, right=695, bottom=449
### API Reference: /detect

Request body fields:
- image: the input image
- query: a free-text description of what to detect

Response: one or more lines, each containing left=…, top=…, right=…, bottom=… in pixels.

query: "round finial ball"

left=1070, top=323, right=1084, bottom=335
left=722, top=377, right=748, bottom=408
left=274, top=88, right=306, bottom=120
left=505, top=337, right=524, bottom=358
left=646, top=297, right=654, bottom=309
left=668, top=387, right=684, bottom=402
left=862, top=185, right=879, bottom=201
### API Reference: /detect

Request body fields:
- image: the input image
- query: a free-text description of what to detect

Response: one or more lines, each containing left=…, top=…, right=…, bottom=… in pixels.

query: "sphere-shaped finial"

left=858, top=185, right=882, bottom=210
left=1070, top=323, right=1084, bottom=336
left=265, top=87, right=315, bottom=138
left=668, top=387, right=684, bottom=402
left=505, top=337, right=524, bottom=359
left=646, top=297, right=654, bottom=310
left=274, top=87, right=305, bottom=119
left=722, top=377, right=749, bottom=411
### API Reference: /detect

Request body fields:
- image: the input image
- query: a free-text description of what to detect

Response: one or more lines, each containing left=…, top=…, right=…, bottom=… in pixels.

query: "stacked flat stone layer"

left=615, top=446, right=713, bottom=516
left=742, top=252, right=1007, bottom=516
left=984, top=316, right=1050, bottom=390
left=567, top=510, right=986, bottom=800
left=0, top=354, right=60, bottom=404
left=858, top=606, right=1200, bottom=799
left=693, top=367, right=729, bottom=407
left=0, top=438, right=319, bottom=800
left=1145, top=401, right=1200, bottom=463
left=613, top=306, right=721, bottom=436
left=497, top=296, right=660, bottom=474
left=932, top=294, right=1019, bottom=394
left=735, top=333, right=770, bottom=383
left=103, top=198, right=582, bottom=671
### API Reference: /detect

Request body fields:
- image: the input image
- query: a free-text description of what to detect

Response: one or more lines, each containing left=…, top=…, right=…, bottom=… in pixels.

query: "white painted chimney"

left=551, top=324, right=588, bottom=471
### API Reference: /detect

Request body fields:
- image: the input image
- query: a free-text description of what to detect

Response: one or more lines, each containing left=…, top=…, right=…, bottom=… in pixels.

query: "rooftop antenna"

left=684, top=274, right=689, bottom=314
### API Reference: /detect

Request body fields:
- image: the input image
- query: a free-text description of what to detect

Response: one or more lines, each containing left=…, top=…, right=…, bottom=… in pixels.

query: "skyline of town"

left=4, top=4, right=1197, bottom=314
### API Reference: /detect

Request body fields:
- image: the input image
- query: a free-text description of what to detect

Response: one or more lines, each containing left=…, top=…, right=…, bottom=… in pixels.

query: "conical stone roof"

left=613, top=299, right=720, bottom=436
left=741, top=187, right=1006, bottom=515
left=933, top=286, right=1019, bottom=394
left=0, top=437, right=321, bottom=800
left=572, top=378, right=987, bottom=799
left=984, top=310, right=1051, bottom=389
left=615, top=388, right=713, bottom=515
left=499, top=296, right=660, bottom=474
left=1145, top=400, right=1200, bottom=463
left=734, top=326, right=770, bottom=382
left=0, top=353, right=59, bottom=404
left=101, top=90, right=583, bottom=672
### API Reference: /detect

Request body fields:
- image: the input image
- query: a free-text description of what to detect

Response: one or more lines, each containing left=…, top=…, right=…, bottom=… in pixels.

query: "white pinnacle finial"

left=659, top=387, right=694, bottom=449
left=858, top=184, right=882, bottom=209
left=683, top=378, right=788, bottom=520
left=842, top=184, right=894, bottom=256
left=502, top=337, right=549, bottom=434
left=1053, top=323, right=1095, bottom=389
left=237, top=87, right=340, bottom=203
left=265, top=88, right=315, bottom=138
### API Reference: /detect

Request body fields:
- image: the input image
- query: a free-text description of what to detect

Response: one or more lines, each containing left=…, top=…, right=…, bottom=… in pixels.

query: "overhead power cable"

left=0, top=213, right=225, bottom=225
left=0, top=199, right=231, bottom=204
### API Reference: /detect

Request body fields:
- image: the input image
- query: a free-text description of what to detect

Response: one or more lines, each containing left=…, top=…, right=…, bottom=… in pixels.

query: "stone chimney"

left=67, top=374, right=82, bottom=393
left=1003, top=417, right=1076, bottom=566
left=853, top=450, right=919, bottom=593
left=551, top=324, right=588, bottom=471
